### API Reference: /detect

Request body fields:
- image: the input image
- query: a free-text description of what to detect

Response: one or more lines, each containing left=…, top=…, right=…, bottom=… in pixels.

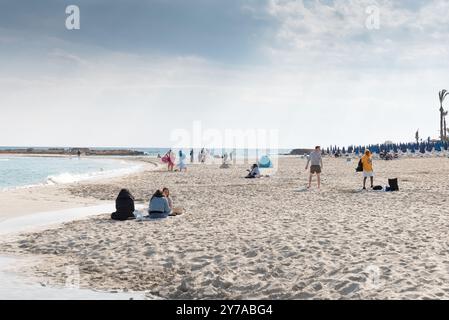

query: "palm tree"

left=444, top=112, right=448, bottom=140
left=439, top=90, right=449, bottom=140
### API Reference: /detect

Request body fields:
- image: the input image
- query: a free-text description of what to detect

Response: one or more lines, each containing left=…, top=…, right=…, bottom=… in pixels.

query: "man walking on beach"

left=305, top=146, right=323, bottom=189
left=361, top=149, right=374, bottom=189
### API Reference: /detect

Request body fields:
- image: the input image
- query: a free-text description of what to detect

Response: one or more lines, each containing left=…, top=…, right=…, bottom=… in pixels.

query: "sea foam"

left=46, top=165, right=143, bottom=185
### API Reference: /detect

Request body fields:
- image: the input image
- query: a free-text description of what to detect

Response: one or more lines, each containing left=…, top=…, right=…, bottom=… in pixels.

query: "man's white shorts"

left=363, top=171, right=374, bottom=178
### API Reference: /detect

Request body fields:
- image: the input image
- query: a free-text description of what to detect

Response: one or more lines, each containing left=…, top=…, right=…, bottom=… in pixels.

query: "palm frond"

left=439, top=89, right=449, bottom=105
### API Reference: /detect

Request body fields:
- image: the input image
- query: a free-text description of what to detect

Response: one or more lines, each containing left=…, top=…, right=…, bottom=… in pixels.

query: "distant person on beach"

left=190, top=149, right=194, bottom=163
left=222, top=152, right=229, bottom=164
left=148, top=189, right=171, bottom=219
left=162, top=150, right=176, bottom=171
left=305, top=146, right=323, bottom=189
left=199, top=148, right=206, bottom=163
left=111, top=189, right=135, bottom=221
left=246, top=163, right=261, bottom=178
left=77, top=150, right=81, bottom=157
left=178, top=150, right=187, bottom=172
left=361, top=149, right=374, bottom=189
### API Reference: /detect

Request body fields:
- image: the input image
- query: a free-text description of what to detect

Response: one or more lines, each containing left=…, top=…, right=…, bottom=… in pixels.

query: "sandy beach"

left=1, top=155, right=449, bottom=299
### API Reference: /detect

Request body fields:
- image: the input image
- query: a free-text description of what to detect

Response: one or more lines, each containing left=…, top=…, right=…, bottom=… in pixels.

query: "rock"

left=289, top=148, right=314, bottom=156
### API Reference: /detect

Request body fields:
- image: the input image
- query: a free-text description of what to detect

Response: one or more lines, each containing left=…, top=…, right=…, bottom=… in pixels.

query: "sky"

left=1, top=0, right=449, bottom=149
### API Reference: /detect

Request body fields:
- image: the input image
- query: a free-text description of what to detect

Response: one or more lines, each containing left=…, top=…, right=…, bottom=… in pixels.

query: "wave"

left=46, top=165, right=143, bottom=185
left=0, top=159, right=10, bottom=162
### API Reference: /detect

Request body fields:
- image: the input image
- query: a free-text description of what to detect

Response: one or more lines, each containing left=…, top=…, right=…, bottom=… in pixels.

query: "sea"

left=0, top=147, right=292, bottom=190
left=134, top=147, right=292, bottom=158
left=0, top=155, right=142, bottom=190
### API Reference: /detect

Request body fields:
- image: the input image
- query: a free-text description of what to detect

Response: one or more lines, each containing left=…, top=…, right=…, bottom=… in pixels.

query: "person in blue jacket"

left=148, top=189, right=172, bottom=219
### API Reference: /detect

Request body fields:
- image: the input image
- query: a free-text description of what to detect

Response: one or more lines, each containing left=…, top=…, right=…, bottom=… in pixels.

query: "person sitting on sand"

left=305, top=146, right=323, bottom=189
left=162, top=187, right=185, bottom=215
left=245, top=163, right=261, bottom=178
left=148, top=189, right=171, bottom=219
left=111, top=189, right=135, bottom=221
left=162, top=187, right=173, bottom=210
left=361, top=149, right=374, bottom=189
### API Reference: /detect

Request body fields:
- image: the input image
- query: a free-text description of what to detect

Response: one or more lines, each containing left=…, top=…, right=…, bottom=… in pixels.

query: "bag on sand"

left=386, top=178, right=399, bottom=192
left=373, top=185, right=383, bottom=191
left=356, top=159, right=363, bottom=172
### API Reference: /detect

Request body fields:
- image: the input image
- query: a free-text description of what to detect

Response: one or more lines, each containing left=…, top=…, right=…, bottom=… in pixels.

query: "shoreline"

left=0, top=157, right=162, bottom=300
left=0, top=156, right=161, bottom=220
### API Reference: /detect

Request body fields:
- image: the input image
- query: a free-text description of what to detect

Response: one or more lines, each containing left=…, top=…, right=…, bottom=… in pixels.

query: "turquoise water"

left=0, top=156, right=140, bottom=190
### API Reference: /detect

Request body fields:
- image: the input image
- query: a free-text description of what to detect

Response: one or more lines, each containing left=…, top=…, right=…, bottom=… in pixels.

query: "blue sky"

left=1, top=0, right=448, bottom=148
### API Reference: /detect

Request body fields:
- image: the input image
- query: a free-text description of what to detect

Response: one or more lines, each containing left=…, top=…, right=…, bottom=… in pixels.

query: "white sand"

left=1, top=156, right=449, bottom=299
left=0, top=256, right=146, bottom=300
left=0, top=185, right=102, bottom=221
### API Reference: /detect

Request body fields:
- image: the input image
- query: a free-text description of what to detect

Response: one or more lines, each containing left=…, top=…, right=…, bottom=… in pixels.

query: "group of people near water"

left=161, top=148, right=210, bottom=171
left=161, top=149, right=188, bottom=172
left=111, top=187, right=183, bottom=221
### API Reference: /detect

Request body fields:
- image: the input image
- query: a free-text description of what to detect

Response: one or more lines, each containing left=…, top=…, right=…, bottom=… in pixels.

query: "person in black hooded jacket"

left=111, top=189, right=136, bottom=221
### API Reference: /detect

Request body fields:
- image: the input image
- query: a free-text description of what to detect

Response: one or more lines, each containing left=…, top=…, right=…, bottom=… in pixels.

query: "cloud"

left=49, top=49, right=88, bottom=66
left=0, top=1, right=447, bottom=147
left=255, top=0, right=449, bottom=69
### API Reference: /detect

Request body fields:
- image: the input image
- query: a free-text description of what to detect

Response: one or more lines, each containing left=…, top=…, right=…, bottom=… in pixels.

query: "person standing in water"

left=361, top=149, right=374, bottom=189
left=305, top=146, right=323, bottom=189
